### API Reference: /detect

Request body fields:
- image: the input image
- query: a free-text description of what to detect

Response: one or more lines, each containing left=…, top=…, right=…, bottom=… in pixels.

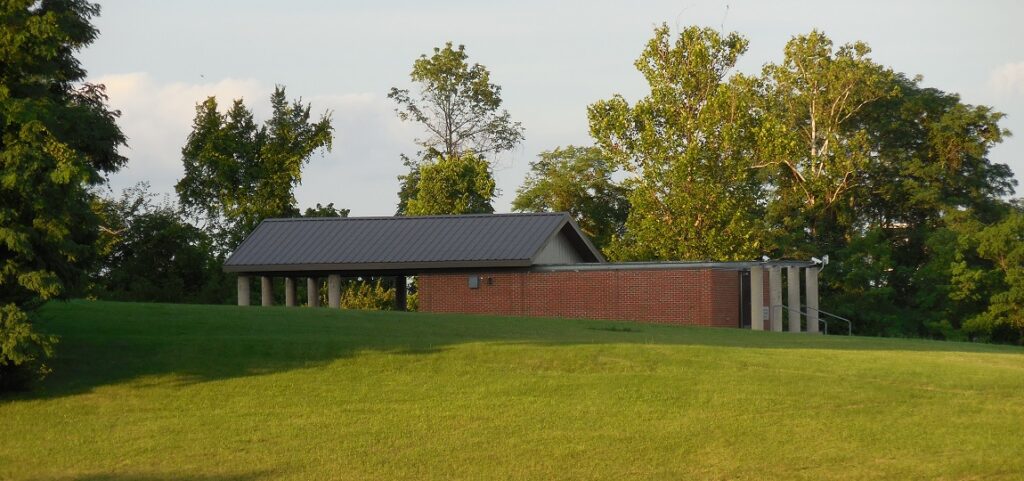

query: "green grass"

left=3, top=300, right=1024, bottom=481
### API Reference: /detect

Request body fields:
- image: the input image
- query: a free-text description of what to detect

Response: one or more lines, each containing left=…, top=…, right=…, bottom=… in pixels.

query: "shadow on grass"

left=5, top=299, right=1021, bottom=402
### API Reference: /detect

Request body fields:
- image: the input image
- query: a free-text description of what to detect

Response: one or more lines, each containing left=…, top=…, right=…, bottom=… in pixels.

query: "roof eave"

left=223, top=258, right=534, bottom=274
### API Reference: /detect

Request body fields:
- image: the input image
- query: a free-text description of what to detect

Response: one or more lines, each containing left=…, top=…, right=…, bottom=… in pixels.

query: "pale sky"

left=82, top=0, right=1024, bottom=216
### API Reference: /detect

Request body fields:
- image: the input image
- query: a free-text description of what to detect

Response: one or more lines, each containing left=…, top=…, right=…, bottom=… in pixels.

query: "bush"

left=0, top=304, right=57, bottom=391
left=340, top=279, right=396, bottom=311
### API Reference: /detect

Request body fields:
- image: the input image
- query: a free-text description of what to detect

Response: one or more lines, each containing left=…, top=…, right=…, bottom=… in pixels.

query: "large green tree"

left=175, top=87, right=332, bottom=253
left=822, top=74, right=1014, bottom=337
left=389, top=42, right=524, bottom=215
left=405, top=152, right=496, bottom=216
left=512, top=146, right=629, bottom=251
left=750, top=34, right=1012, bottom=339
left=588, top=25, right=767, bottom=261
left=1, top=0, right=126, bottom=386
left=755, top=32, right=898, bottom=255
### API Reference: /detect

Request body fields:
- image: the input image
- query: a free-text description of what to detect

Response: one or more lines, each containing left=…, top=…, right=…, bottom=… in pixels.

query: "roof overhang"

left=530, top=260, right=818, bottom=272
left=224, top=258, right=532, bottom=275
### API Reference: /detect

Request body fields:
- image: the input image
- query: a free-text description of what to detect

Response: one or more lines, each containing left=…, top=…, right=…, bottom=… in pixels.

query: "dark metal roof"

left=223, top=212, right=604, bottom=273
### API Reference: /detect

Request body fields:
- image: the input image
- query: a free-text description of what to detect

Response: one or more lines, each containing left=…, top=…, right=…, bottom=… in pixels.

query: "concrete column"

left=328, top=274, right=342, bottom=309
left=749, top=266, right=764, bottom=331
left=284, top=277, right=296, bottom=307
left=394, top=276, right=407, bottom=311
left=769, top=267, right=783, bottom=332
left=237, top=275, right=251, bottom=306
left=261, top=276, right=273, bottom=307
left=307, top=277, right=319, bottom=307
left=806, top=267, right=820, bottom=334
left=787, top=266, right=801, bottom=332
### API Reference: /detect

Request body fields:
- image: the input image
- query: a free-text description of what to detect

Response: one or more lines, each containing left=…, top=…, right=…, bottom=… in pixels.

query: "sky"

left=81, top=0, right=1024, bottom=216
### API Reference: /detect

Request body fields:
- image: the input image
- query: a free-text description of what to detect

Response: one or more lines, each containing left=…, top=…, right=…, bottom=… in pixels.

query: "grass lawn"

left=2, top=300, right=1024, bottom=480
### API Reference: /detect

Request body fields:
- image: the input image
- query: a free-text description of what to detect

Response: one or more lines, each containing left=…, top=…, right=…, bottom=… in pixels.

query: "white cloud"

left=91, top=72, right=269, bottom=197
left=90, top=73, right=420, bottom=216
left=989, top=61, right=1024, bottom=96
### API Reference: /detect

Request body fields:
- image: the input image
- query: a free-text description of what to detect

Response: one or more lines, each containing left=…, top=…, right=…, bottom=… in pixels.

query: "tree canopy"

left=91, top=183, right=215, bottom=304
left=588, top=25, right=767, bottom=261
left=175, top=87, right=333, bottom=253
left=512, top=146, right=629, bottom=251
left=405, top=152, right=496, bottom=216
left=390, top=42, right=523, bottom=215
left=1, top=0, right=126, bottom=385
left=389, top=42, right=524, bottom=159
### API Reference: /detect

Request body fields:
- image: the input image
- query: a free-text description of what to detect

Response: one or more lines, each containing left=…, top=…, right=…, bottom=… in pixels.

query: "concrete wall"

left=418, top=268, right=741, bottom=327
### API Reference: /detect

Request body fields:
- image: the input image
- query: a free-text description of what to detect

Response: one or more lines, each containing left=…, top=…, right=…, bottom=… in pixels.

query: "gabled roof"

left=223, top=212, right=604, bottom=274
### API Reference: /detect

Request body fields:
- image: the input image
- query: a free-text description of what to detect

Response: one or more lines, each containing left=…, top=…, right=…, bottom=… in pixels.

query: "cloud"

left=89, top=73, right=419, bottom=216
left=90, top=72, right=269, bottom=196
left=989, top=61, right=1024, bottom=96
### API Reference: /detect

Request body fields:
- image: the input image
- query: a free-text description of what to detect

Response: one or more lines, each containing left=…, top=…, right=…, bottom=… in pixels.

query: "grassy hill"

left=2, top=300, right=1023, bottom=480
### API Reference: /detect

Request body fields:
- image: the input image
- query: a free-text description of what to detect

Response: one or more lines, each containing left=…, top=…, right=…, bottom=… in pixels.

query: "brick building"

left=224, top=213, right=821, bottom=332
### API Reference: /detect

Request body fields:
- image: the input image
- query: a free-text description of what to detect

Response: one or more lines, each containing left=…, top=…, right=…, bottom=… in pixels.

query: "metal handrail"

left=803, top=306, right=853, bottom=336
left=769, top=304, right=818, bottom=333
left=768, top=304, right=852, bottom=336
left=769, top=304, right=804, bottom=332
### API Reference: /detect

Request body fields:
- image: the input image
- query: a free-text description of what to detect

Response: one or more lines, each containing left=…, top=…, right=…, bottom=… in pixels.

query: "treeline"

left=2, top=2, right=1022, bottom=389
left=532, top=27, right=1023, bottom=345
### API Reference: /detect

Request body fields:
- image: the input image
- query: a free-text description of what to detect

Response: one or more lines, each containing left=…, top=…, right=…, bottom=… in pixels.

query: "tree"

left=953, top=206, right=1024, bottom=344
left=303, top=203, right=349, bottom=218
left=389, top=42, right=524, bottom=214
left=512, top=146, right=629, bottom=251
left=752, top=35, right=1014, bottom=338
left=1, top=0, right=126, bottom=386
left=587, top=25, right=767, bottom=261
left=389, top=42, right=524, bottom=160
left=824, top=76, right=1015, bottom=337
left=405, top=152, right=496, bottom=216
left=176, top=87, right=332, bottom=253
left=756, top=31, right=898, bottom=255
left=91, top=184, right=214, bottom=303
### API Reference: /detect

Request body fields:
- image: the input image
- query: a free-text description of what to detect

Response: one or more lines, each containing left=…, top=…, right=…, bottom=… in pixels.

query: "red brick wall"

left=418, top=268, right=741, bottom=327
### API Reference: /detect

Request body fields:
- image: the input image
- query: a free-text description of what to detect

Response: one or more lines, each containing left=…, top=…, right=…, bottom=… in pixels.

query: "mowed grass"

left=2, top=301, right=1024, bottom=480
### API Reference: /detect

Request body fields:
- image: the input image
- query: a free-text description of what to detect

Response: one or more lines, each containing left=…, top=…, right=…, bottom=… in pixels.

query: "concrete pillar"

left=787, top=266, right=801, bottom=332
left=284, top=277, right=296, bottom=307
left=806, top=267, right=820, bottom=334
left=237, top=275, right=251, bottom=306
left=261, top=276, right=273, bottom=307
left=307, top=277, right=319, bottom=307
left=749, top=266, right=764, bottom=331
left=328, top=274, right=342, bottom=309
left=769, top=267, right=783, bottom=332
left=394, top=276, right=407, bottom=311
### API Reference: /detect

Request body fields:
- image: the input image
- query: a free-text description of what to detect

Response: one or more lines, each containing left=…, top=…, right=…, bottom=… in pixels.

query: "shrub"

left=0, top=304, right=57, bottom=391
left=340, top=279, right=396, bottom=311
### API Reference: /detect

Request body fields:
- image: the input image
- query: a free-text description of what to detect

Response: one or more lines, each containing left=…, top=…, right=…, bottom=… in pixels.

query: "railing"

left=768, top=304, right=853, bottom=336
left=804, top=306, right=853, bottom=336
left=769, top=304, right=798, bottom=330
